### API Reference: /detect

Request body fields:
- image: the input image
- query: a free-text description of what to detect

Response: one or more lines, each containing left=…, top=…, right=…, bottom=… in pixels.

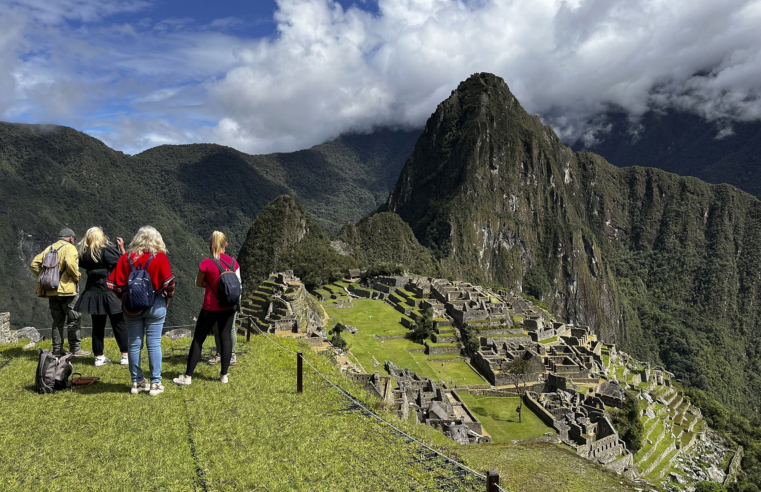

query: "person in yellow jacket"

left=31, top=228, right=90, bottom=357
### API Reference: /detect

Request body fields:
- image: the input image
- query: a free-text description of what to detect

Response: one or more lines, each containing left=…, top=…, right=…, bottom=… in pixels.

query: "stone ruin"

left=261, top=272, right=327, bottom=345
left=0, top=312, right=41, bottom=347
left=370, top=362, right=491, bottom=445
left=527, top=385, right=633, bottom=470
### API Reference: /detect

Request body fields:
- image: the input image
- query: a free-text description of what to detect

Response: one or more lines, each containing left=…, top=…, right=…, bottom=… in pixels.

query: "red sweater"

left=107, top=251, right=176, bottom=316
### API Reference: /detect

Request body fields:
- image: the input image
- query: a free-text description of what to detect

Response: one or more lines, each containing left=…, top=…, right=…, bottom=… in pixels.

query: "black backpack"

left=125, top=254, right=156, bottom=310
left=35, top=349, right=73, bottom=394
left=212, top=257, right=241, bottom=307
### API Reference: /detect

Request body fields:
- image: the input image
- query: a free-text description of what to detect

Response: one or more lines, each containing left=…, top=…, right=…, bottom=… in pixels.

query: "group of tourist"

left=30, top=226, right=241, bottom=396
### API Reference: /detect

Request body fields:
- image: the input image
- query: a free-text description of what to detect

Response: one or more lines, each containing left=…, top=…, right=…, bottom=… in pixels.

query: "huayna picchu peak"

left=386, top=73, right=761, bottom=421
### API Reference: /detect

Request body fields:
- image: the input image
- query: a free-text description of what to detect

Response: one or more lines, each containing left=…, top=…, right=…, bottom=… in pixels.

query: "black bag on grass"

left=35, top=349, right=73, bottom=394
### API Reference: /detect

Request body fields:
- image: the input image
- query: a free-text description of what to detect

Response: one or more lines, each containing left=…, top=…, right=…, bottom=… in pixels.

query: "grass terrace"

left=323, top=298, right=484, bottom=385
left=455, top=392, right=556, bottom=443
left=539, top=336, right=558, bottom=345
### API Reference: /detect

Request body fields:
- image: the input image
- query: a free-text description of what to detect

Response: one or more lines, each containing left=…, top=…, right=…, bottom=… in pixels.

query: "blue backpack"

left=126, top=254, right=156, bottom=310
left=212, top=257, right=241, bottom=307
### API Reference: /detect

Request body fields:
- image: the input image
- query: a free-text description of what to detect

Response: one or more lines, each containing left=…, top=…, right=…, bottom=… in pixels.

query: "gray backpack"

left=38, top=244, right=64, bottom=292
left=35, top=349, right=73, bottom=394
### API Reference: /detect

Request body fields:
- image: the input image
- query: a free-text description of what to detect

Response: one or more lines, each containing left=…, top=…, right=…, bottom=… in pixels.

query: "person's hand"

left=116, top=237, right=126, bottom=254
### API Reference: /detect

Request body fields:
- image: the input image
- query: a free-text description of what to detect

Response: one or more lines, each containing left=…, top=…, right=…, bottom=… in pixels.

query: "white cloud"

left=203, top=0, right=761, bottom=153
left=2, top=0, right=761, bottom=153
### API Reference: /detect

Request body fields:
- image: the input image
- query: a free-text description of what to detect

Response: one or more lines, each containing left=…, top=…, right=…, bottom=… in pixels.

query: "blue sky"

left=1, top=0, right=760, bottom=155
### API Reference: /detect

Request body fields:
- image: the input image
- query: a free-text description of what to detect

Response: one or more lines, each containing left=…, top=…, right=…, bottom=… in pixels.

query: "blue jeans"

left=126, top=298, right=166, bottom=384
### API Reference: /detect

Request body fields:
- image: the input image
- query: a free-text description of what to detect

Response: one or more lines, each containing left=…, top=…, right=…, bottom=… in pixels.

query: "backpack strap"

left=129, top=253, right=155, bottom=271
left=212, top=257, right=232, bottom=273
left=143, top=254, right=155, bottom=271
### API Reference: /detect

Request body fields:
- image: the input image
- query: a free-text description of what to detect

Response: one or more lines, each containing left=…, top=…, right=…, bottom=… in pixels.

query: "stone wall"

left=724, top=446, right=744, bottom=486
left=425, top=343, right=461, bottom=355
left=0, top=312, right=15, bottom=344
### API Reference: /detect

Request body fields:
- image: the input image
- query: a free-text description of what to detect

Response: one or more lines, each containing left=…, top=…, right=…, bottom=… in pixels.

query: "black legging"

left=92, top=313, right=128, bottom=356
left=186, top=309, right=235, bottom=377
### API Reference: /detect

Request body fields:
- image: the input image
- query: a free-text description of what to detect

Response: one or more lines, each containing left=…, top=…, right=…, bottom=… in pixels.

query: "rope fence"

left=243, top=315, right=508, bottom=492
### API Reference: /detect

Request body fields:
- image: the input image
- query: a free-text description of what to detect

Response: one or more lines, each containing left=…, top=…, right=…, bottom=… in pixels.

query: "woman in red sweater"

left=174, top=231, right=239, bottom=386
left=108, top=226, right=175, bottom=396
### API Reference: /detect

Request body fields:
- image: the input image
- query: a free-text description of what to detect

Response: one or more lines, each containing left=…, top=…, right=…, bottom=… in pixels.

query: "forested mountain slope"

left=385, top=73, right=761, bottom=414
left=0, top=122, right=418, bottom=330
left=573, top=109, right=761, bottom=199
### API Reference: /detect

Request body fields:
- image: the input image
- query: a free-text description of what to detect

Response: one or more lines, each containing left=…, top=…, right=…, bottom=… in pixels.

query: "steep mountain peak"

left=383, top=72, right=761, bottom=417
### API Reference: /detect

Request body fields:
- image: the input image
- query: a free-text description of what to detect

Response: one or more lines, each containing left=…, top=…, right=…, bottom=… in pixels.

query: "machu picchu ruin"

left=239, top=271, right=737, bottom=490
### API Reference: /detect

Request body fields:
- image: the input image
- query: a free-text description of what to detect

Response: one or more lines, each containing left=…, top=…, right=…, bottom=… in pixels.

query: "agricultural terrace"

left=321, top=296, right=485, bottom=386
left=456, top=392, right=556, bottom=443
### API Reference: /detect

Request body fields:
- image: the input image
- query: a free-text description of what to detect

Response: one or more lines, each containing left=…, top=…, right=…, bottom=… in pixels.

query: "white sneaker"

left=94, top=356, right=111, bottom=367
left=149, top=383, right=165, bottom=396
left=219, top=374, right=229, bottom=384
left=130, top=379, right=149, bottom=395
left=173, top=374, right=192, bottom=385
left=120, top=355, right=129, bottom=365
left=207, top=354, right=220, bottom=365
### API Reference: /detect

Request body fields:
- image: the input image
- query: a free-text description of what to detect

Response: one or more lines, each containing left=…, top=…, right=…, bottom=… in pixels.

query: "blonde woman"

left=107, top=226, right=175, bottom=396
left=74, top=227, right=128, bottom=366
left=174, top=231, right=240, bottom=386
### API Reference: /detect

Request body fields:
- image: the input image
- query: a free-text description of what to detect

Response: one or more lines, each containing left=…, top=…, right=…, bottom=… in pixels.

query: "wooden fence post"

left=297, top=352, right=303, bottom=393
left=486, top=471, right=499, bottom=492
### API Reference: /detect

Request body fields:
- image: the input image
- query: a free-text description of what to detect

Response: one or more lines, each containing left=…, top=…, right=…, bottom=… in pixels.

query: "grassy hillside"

left=0, top=336, right=638, bottom=491
left=0, top=123, right=417, bottom=331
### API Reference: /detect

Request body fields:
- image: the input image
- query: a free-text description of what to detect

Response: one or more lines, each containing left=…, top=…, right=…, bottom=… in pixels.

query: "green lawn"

left=0, top=337, right=485, bottom=491
left=324, top=299, right=484, bottom=385
left=0, top=336, right=639, bottom=492
left=456, top=392, right=556, bottom=443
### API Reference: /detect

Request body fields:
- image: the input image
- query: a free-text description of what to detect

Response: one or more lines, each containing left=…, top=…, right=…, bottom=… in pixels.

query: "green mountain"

left=0, top=122, right=418, bottom=331
left=334, top=212, right=441, bottom=277
left=237, top=195, right=357, bottom=290
left=385, top=73, right=761, bottom=420
left=572, top=109, right=761, bottom=199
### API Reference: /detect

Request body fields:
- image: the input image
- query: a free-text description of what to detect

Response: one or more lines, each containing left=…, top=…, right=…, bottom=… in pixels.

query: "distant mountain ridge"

left=572, top=109, right=761, bottom=199
left=0, top=122, right=418, bottom=330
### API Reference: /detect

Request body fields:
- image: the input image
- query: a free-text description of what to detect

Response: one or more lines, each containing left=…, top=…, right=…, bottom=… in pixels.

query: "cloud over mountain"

left=2, top=0, right=761, bottom=154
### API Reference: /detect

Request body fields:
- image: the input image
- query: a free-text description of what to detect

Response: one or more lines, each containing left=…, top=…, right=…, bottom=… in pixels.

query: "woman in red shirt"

left=174, top=231, right=239, bottom=385
left=108, top=226, right=175, bottom=396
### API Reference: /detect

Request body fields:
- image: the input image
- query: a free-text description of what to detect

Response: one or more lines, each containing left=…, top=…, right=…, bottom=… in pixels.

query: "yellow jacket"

left=30, top=240, right=81, bottom=297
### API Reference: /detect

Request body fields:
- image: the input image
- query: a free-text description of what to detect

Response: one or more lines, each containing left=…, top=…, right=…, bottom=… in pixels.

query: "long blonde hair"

left=78, top=227, right=111, bottom=260
left=209, top=231, right=227, bottom=259
left=129, top=226, right=167, bottom=255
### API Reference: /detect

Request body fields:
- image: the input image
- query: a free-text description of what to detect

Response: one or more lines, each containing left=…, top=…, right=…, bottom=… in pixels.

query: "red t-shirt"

left=107, top=251, right=176, bottom=317
left=200, top=254, right=239, bottom=311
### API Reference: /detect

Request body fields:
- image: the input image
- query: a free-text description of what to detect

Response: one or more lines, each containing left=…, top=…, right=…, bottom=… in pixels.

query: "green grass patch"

left=456, top=393, right=556, bottom=443
left=457, top=443, right=638, bottom=492
left=539, top=336, right=559, bottom=344
left=324, top=299, right=483, bottom=385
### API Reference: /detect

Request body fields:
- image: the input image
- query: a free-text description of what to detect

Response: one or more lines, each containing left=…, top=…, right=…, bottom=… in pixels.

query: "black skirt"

left=74, top=290, right=122, bottom=316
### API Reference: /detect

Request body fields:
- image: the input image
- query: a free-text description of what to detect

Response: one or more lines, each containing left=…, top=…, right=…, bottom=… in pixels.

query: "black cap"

left=59, top=228, right=77, bottom=239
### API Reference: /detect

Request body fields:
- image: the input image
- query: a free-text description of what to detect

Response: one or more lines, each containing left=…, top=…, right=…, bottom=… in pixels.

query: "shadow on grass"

left=22, top=382, right=130, bottom=394
left=0, top=347, right=42, bottom=361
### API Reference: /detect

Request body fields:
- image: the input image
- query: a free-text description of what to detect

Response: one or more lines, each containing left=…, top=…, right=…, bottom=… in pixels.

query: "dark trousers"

left=49, top=296, right=81, bottom=353
left=92, top=313, right=128, bottom=356
left=186, top=309, right=235, bottom=377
